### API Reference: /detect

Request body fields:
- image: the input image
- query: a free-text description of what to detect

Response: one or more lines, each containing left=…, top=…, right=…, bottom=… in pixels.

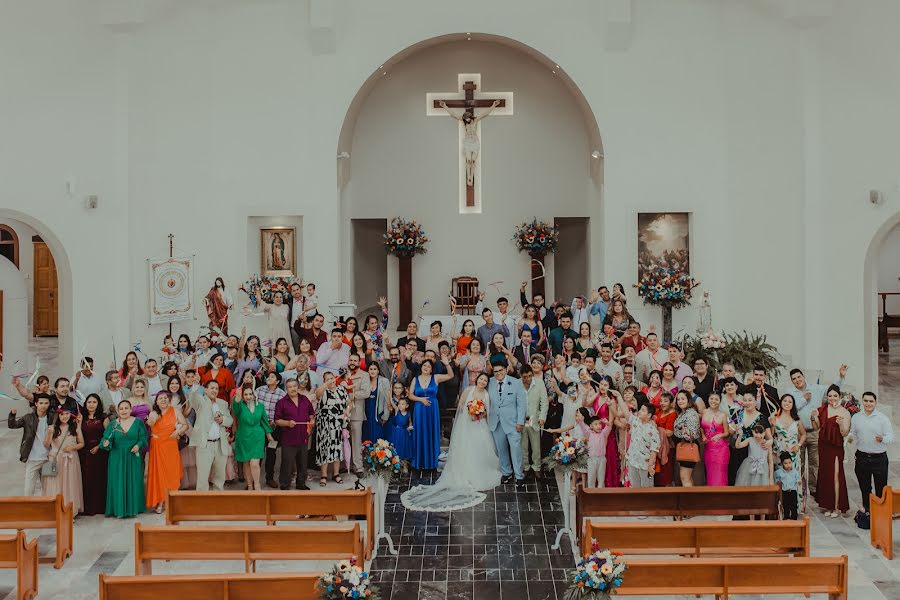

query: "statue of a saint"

left=697, top=290, right=712, bottom=334
left=203, top=277, right=234, bottom=335
left=439, top=99, right=501, bottom=186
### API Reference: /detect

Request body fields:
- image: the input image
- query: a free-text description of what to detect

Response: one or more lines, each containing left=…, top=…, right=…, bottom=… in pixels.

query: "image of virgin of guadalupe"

left=271, top=232, right=286, bottom=271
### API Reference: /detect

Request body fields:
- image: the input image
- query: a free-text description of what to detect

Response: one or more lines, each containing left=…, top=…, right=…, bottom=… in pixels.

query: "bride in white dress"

left=401, top=373, right=502, bottom=512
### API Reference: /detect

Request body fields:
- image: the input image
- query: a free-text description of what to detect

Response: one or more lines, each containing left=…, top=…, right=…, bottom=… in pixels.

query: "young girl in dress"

left=388, top=387, right=414, bottom=461
left=734, top=424, right=774, bottom=519
left=567, top=407, right=592, bottom=494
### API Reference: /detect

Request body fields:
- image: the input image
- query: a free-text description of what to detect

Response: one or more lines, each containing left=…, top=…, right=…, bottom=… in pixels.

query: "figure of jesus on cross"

left=427, top=74, right=513, bottom=212
left=438, top=98, right=501, bottom=187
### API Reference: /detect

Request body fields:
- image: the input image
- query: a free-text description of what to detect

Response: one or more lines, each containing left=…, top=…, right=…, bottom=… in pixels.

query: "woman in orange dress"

left=199, top=353, right=236, bottom=402
left=653, top=391, right=677, bottom=486
left=146, top=391, right=187, bottom=513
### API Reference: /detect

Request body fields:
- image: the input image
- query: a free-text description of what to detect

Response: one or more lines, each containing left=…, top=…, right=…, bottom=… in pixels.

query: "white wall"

left=3, top=0, right=900, bottom=390
left=877, top=223, right=900, bottom=315
left=0, top=256, right=28, bottom=404
left=347, top=40, right=592, bottom=314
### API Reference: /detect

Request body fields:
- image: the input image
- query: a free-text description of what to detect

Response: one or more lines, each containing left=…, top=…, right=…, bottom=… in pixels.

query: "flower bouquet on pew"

left=543, top=434, right=587, bottom=475
left=319, top=557, right=380, bottom=600
left=362, top=438, right=408, bottom=482
left=563, top=539, right=627, bottom=600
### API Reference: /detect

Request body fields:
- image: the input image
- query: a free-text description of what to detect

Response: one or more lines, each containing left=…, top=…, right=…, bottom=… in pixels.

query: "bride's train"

left=401, top=386, right=501, bottom=512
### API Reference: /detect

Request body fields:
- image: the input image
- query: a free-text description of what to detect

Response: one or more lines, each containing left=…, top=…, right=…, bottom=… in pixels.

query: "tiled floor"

left=2, top=337, right=900, bottom=599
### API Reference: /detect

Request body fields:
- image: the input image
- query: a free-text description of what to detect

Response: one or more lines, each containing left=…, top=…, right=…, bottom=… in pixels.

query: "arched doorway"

left=336, top=33, right=604, bottom=319
left=0, top=210, right=74, bottom=386
left=863, top=210, right=900, bottom=394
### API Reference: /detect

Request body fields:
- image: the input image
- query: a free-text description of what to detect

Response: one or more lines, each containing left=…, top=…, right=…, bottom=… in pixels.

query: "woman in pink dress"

left=42, top=409, right=85, bottom=513
left=700, top=393, right=730, bottom=486
left=586, top=376, right=622, bottom=488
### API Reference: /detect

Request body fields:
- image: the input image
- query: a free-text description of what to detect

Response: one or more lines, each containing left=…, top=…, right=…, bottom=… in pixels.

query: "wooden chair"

left=574, top=486, right=780, bottom=541
left=99, top=572, right=320, bottom=600
left=451, top=276, right=478, bottom=315
left=581, top=518, right=810, bottom=558
left=134, top=522, right=363, bottom=575
left=870, top=485, right=900, bottom=559
left=618, top=555, right=848, bottom=599
left=0, top=531, right=38, bottom=600
left=0, top=495, right=74, bottom=568
left=165, top=489, right=375, bottom=559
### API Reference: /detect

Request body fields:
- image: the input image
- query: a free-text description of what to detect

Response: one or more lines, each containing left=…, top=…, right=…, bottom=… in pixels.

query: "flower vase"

left=661, top=304, right=673, bottom=343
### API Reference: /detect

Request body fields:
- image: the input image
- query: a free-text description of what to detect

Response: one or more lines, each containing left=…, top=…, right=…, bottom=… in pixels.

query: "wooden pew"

left=617, top=555, right=848, bottom=599
left=0, top=495, right=74, bottom=568
left=99, top=572, right=320, bottom=600
left=134, top=522, right=362, bottom=575
left=582, top=517, right=810, bottom=558
left=0, top=531, right=38, bottom=600
left=575, top=485, right=779, bottom=540
left=870, top=485, right=900, bottom=559
left=165, top=489, right=375, bottom=559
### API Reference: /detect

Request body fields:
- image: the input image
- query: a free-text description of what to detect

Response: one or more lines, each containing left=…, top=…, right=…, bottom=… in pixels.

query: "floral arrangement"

left=841, top=392, right=861, bottom=416
left=700, top=330, right=726, bottom=350
left=562, top=540, right=627, bottom=600
left=466, top=396, right=486, bottom=421
left=678, top=330, right=785, bottom=380
left=512, top=218, right=559, bottom=256
left=362, top=439, right=407, bottom=480
left=239, top=275, right=297, bottom=308
left=634, top=266, right=700, bottom=309
left=384, top=217, right=428, bottom=258
left=543, top=434, right=588, bottom=474
left=318, top=557, right=380, bottom=600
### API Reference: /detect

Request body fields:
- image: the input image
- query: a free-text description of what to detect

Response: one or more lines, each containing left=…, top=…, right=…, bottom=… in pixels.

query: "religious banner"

left=637, top=212, right=690, bottom=280
left=148, top=256, right=194, bottom=325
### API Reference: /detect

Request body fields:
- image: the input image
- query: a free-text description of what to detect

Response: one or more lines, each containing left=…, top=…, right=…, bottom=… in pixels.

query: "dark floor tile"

left=473, top=581, right=501, bottom=600
left=420, top=581, right=447, bottom=600
left=527, top=580, right=558, bottom=600
left=449, top=554, right=475, bottom=569
left=424, top=555, right=449, bottom=570
left=500, top=580, right=529, bottom=599
left=396, top=555, right=423, bottom=571
left=390, top=581, right=420, bottom=600
left=524, top=554, right=551, bottom=570
left=445, top=581, right=474, bottom=600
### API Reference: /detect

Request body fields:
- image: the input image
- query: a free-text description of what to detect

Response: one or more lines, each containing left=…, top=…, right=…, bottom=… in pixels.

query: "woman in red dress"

left=813, top=385, right=851, bottom=517
left=654, top=391, right=677, bottom=486
left=641, top=370, right=664, bottom=408
left=199, top=353, right=236, bottom=403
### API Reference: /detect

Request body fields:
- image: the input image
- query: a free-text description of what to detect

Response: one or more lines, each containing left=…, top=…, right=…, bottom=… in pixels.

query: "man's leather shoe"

left=500, top=474, right=514, bottom=485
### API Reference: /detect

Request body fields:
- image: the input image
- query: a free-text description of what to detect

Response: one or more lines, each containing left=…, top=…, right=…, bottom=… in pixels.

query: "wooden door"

left=33, top=240, right=58, bottom=337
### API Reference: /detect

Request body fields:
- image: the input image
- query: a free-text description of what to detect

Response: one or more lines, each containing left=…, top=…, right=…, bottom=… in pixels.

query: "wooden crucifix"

left=427, top=74, right=513, bottom=212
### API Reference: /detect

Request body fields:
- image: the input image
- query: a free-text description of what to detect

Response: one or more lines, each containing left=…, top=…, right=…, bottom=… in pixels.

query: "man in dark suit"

left=744, top=365, right=779, bottom=421
left=397, top=321, right=426, bottom=353
left=376, top=345, right=412, bottom=388
left=511, top=328, right=536, bottom=374
left=286, top=282, right=306, bottom=353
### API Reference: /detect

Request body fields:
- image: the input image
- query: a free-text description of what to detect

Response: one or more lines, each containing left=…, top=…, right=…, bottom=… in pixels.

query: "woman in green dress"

left=101, top=399, right=148, bottom=517
left=232, top=384, right=274, bottom=490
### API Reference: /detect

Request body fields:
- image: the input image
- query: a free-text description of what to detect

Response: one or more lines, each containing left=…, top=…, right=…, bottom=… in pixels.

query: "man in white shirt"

left=569, top=295, right=591, bottom=328
left=317, top=328, right=351, bottom=374
left=849, top=391, right=895, bottom=514
left=666, top=343, right=693, bottom=383
left=475, top=294, right=518, bottom=347
left=139, top=359, right=164, bottom=397
left=596, top=343, right=623, bottom=385
left=287, top=282, right=306, bottom=354
left=72, top=357, right=105, bottom=400
left=634, top=333, right=669, bottom=384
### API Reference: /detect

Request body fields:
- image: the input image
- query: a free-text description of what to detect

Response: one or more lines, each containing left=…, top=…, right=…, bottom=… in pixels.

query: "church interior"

left=1, top=1, right=900, bottom=599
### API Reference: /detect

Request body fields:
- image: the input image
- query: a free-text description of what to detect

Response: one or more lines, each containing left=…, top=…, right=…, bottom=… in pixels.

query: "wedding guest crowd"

left=3, top=278, right=891, bottom=525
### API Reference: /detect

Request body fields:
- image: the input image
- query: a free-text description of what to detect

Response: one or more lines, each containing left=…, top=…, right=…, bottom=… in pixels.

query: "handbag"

left=40, top=432, right=69, bottom=477
left=676, top=441, right=700, bottom=463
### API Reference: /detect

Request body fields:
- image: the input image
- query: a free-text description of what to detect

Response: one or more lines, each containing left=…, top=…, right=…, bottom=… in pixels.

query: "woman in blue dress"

left=408, top=358, right=455, bottom=473
left=364, top=363, right=391, bottom=442
left=518, top=304, right=544, bottom=351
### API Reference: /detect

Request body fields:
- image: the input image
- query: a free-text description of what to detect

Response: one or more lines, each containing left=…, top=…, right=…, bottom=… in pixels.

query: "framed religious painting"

left=260, top=227, right=296, bottom=277
left=637, top=212, right=690, bottom=280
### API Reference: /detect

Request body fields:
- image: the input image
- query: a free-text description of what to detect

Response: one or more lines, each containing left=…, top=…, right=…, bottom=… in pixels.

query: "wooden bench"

left=870, top=485, right=900, bottom=559
left=582, top=517, right=810, bottom=558
left=575, top=485, right=780, bottom=540
left=165, top=489, right=375, bottom=559
left=0, top=531, right=38, bottom=600
left=99, top=572, right=320, bottom=600
left=0, top=495, right=74, bottom=568
left=617, top=556, right=848, bottom=599
left=134, top=522, right=363, bottom=575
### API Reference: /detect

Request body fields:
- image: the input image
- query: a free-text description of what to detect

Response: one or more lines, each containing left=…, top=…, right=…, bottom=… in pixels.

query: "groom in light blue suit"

left=487, top=360, right=527, bottom=488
